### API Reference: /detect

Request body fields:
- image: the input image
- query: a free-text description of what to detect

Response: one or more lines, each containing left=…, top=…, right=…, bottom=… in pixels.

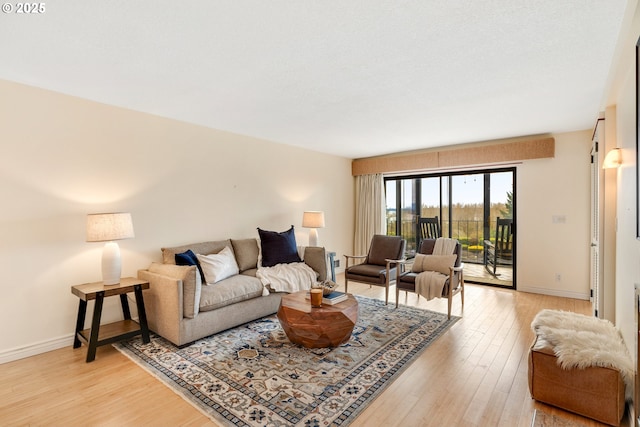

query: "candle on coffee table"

left=310, top=288, right=322, bottom=307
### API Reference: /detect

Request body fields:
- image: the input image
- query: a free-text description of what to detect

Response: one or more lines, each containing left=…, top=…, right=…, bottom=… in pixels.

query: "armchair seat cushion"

left=346, top=263, right=397, bottom=284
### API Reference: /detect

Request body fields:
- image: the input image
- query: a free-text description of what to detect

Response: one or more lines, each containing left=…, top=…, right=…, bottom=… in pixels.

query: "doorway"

left=385, top=168, right=516, bottom=288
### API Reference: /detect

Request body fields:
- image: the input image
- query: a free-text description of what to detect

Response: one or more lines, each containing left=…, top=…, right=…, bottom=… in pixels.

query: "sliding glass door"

left=385, top=168, right=515, bottom=288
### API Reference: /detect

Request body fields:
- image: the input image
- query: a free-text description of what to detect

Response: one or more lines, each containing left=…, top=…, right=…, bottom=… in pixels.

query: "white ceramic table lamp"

left=86, top=213, right=135, bottom=285
left=302, top=211, right=325, bottom=247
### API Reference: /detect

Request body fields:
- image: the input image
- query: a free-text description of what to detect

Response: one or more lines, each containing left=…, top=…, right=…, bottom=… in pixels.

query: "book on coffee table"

left=305, top=291, right=349, bottom=305
left=321, top=291, right=348, bottom=305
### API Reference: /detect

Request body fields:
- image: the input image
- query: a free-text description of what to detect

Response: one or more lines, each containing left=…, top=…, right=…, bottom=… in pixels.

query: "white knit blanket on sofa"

left=531, top=309, right=634, bottom=400
left=256, top=262, right=318, bottom=294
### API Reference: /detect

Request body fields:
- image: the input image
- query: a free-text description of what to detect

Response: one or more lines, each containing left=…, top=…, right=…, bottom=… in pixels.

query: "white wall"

left=517, top=130, right=592, bottom=299
left=609, top=0, right=640, bottom=352
left=0, top=80, right=354, bottom=361
left=613, top=68, right=638, bottom=351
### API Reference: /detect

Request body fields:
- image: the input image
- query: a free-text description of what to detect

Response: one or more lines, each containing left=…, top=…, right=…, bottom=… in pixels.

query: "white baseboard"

left=1, top=315, right=142, bottom=364
left=518, top=285, right=590, bottom=301
left=0, top=334, right=74, bottom=365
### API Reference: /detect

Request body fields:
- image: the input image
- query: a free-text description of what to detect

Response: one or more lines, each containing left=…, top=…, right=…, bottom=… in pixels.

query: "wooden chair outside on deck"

left=344, top=235, right=406, bottom=305
left=416, top=216, right=441, bottom=252
left=418, top=216, right=441, bottom=238
left=484, top=217, right=513, bottom=276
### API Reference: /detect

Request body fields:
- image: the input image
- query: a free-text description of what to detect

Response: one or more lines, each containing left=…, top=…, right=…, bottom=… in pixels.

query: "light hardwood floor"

left=0, top=280, right=624, bottom=426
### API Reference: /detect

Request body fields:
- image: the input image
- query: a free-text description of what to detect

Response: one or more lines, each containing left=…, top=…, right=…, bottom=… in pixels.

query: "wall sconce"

left=302, top=211, right=325, bottom=246
left=86, top=212, right=135, bottom=285
left=602, top=148, right=622, bottom=169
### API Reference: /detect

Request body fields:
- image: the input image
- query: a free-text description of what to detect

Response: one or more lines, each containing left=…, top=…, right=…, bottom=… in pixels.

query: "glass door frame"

left=385, top=166, right=516, bottom=289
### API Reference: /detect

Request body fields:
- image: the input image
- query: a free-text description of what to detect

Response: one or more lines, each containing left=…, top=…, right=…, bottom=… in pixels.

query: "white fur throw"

left=531, top=309, right=634, bottom=400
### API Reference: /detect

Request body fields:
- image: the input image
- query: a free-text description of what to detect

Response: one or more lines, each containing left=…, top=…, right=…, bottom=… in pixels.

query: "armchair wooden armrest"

left=451, top=263, right=464, bottom=272
left=385, top=258, right=406, bottom=273
left=344, top=254, right=367, bottom=269
left=394, top=258, right=414, bottom=274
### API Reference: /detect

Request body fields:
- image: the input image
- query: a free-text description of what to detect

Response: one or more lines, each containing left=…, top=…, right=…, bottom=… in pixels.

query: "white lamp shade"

left=302, top=211, right=325, bottom=247
left=302, top=211, right=325, bottom=228
left=87, top=213, right=134, bottom=242
left=86, top=212, right=134, bottom=285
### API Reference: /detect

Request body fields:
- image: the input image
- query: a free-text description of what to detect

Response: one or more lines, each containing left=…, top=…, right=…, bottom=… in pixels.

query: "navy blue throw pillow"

left=175, top=249, right=205, bottom=282
left=258, top=225, right=302, bottom=267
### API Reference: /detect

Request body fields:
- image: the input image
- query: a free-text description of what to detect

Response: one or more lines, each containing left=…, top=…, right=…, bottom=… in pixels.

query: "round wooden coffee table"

left=277, top=291, right=358, bottom=348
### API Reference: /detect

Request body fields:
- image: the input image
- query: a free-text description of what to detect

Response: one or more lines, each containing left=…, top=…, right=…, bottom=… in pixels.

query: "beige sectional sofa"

left=137, top=238, right=327, bottom=347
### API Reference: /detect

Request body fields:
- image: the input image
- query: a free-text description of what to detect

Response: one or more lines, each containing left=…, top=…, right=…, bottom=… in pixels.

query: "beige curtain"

left=354, top=173, right=386, bottom=255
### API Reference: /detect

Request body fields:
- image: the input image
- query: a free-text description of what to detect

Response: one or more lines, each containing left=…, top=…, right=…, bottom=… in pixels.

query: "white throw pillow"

left=196, top=246, right=239, bottom=285
left=411, top=254, right=456, bottom=275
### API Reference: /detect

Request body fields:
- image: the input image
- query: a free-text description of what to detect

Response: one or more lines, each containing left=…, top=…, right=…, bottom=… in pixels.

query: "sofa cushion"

left=199, top=274, right=264, bottom=312
left=411, top=254, right=456, bottom=275
left=241, top=268, right=258, bottom=277
left=258, top=226, right=302, bottom=267
left=303, top=246, right=327, bottom=282
left=231, top=238, right=259, bottom=272
left=174, top=249, right=205, bottom=282
left=196, top=246, right=239, bottom=284
left=162, top=240, right=232, bottom=265
left=148, top=262, right=201, bottom=319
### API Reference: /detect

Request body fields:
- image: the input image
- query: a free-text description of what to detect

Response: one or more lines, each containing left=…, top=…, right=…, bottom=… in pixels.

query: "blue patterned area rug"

left=114, top=296, right=459, bottom=426
left=531, top=409, right=590, bottom=427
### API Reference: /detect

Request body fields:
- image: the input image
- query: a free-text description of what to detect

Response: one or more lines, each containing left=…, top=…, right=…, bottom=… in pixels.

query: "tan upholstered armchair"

left=344, top=234, right=406, bottom=305
left=396, top=238, right=464, bottom=318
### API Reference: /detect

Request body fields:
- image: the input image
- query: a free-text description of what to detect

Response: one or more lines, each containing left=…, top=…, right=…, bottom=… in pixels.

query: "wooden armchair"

left=344, top=235, right=406, bottom=305
left=484, top=217, right=513, bottom=276
left=396, top=238, right=464, bottom=318
left=416, top=216, right=441, bottom=252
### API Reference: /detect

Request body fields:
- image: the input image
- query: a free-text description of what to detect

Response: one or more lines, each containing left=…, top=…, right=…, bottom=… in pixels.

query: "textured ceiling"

left=0, top=1, right=629, bottom=159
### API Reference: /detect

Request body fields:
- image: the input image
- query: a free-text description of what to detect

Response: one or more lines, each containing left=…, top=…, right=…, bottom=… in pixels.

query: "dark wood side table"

left=71, top=277, right=150, bottom=362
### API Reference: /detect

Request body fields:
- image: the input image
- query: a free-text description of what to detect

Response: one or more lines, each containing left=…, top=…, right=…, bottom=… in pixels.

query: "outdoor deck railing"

left=394, top=218, right=494, bottom=264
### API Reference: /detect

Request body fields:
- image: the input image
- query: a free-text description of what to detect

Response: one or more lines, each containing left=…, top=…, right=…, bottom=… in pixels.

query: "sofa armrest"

left=138, top=268, right=183, bottom=317
left=141, top=263, right=201, bottom=319
left=138, top=268, right=189, bottom=346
